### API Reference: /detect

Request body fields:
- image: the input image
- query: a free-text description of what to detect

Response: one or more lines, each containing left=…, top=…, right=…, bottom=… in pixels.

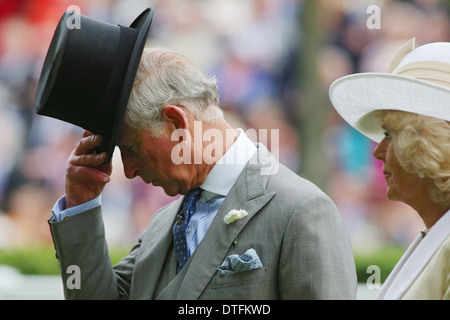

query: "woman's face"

left=373, top=129, right=431, bottom=206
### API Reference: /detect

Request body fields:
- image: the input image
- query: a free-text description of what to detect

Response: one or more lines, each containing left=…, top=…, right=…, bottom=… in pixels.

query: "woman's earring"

left=419, top=173, right=425, bottom=179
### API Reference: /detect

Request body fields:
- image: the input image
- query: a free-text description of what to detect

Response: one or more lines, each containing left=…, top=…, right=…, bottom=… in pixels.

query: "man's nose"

left=122, top=159, right=139, bottom=179
left=123, top=166, right=138, bottom=179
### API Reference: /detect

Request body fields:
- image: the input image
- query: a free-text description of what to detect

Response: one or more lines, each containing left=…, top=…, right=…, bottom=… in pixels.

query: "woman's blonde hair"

left=379, top=110, right=450, bottom=209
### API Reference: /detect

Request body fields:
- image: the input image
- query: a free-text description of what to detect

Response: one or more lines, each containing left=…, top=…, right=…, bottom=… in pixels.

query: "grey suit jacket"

left=49, top=144, right=357, bottom=299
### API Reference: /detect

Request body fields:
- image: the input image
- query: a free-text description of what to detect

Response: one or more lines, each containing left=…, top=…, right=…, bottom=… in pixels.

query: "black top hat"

left=35, top=8, right=154, bottom=163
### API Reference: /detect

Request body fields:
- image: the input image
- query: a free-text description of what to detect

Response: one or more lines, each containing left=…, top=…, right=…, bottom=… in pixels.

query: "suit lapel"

left=176, top=144, right=277, bottom=299
left=130, top=196, right=184, bottom=299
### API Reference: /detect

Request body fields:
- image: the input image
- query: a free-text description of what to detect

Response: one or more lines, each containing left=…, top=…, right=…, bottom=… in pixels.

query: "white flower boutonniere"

left=223, top=209, right=248, bottom=224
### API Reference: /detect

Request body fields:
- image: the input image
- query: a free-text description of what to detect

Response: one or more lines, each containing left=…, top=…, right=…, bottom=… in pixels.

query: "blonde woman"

left=330, top=38, right=450, bottom=299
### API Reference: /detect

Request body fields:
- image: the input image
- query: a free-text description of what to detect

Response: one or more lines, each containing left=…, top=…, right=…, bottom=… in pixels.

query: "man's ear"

left=161, top=105, right=189, bottom=131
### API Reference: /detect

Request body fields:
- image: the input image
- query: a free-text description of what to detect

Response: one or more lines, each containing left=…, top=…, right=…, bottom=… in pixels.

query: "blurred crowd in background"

left=0, top=0, right=448, bottom=252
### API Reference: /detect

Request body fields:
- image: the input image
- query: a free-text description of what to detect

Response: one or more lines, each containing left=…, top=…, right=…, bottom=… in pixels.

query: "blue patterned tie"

left=174, top=188, right=202, bottom=273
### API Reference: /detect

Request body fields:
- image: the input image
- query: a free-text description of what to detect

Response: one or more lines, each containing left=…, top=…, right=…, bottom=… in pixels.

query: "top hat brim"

left=329, top=72, right=450, bottom=143
left=101, top=8, right=153, bottom=163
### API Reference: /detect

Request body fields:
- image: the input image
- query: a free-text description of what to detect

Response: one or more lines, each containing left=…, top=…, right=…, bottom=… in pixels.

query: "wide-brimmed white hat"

left=329, top=38, right=450, bottom=142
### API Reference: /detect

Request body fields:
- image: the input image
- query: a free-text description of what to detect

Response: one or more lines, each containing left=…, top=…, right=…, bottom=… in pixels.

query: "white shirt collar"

left=200, top=128, right=257, bottom=198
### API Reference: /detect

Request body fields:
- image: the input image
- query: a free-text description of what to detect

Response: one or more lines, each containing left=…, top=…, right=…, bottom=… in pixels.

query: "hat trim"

left=329, top=72, right=450, bottom=142
left=393, top=60, right=450, bottom=89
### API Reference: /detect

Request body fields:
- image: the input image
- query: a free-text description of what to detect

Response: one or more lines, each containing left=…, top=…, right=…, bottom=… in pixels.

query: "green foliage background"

left=0, top=245, right=405, bottom=283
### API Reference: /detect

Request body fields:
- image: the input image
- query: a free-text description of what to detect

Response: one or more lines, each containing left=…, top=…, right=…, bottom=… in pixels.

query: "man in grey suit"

left=49, top=47, right=357, bottom=300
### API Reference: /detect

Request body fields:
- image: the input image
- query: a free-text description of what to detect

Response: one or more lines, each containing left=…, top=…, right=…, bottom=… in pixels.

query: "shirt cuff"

left=51, top=195, right=102, bottom=222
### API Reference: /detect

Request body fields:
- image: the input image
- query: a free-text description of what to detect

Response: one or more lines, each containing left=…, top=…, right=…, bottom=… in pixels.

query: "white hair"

left=125, top=47, right=222, bottom=136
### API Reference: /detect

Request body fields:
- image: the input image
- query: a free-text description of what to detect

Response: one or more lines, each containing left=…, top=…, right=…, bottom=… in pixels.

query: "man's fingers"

left=69, top=151, right=109, bottom=167
left=64, top=131, right=112, bottom=208
left=82, top=130, right=94, bottom=138
left=74, top=134, right=105, bottom=156
left=66, top=165, right=111, bottom=183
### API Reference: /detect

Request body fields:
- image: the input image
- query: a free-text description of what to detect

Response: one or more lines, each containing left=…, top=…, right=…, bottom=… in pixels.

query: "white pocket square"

left=217, top=248, right=263, bottom=276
